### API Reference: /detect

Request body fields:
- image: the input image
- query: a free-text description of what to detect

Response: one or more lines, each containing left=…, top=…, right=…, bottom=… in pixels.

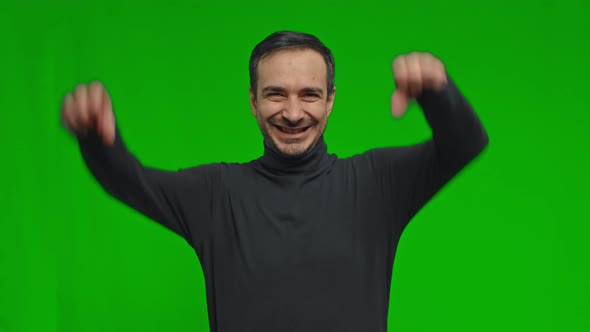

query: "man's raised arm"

left=369, top=53, right=488, bottom=231
left=62, top=81, right=218, bottom=245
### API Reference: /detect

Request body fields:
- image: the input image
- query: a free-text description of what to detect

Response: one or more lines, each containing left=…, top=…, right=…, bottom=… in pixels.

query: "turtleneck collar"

left=254, top=136, right=335, bottom=176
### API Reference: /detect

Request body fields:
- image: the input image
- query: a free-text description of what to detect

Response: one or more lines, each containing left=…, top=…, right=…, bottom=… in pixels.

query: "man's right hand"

left=61, top=81, right=116, bottom=145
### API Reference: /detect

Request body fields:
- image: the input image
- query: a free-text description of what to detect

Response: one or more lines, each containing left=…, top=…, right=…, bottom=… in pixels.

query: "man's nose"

left=281, top=98, right=305, bottom=125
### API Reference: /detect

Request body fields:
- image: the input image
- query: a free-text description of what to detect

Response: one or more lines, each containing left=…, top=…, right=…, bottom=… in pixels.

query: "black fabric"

left=78, top=78, right=488, bottom=332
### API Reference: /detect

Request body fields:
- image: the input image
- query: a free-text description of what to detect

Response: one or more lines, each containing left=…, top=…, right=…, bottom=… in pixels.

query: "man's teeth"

left=278, top=126, right=307, bottom=134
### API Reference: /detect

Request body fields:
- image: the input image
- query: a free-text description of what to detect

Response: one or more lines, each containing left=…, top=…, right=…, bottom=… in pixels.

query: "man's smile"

left=272, top=124, right=311, bottom=136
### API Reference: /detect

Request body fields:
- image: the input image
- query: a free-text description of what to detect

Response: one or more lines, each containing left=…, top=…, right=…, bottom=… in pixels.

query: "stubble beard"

left=258, top=116, right=327, bottom=159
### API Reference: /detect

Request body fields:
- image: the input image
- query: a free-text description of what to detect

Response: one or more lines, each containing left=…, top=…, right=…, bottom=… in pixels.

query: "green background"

left=1, top=0, right=588, bottom=331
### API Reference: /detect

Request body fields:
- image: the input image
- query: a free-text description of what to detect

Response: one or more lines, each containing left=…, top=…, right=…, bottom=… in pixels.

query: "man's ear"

left=327, top=87, right=336, bottom=117
left=249, top=86, right=257, bottom=117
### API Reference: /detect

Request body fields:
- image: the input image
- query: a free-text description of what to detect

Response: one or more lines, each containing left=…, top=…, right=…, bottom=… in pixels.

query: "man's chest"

left=209, top=176, right=391, bottom=282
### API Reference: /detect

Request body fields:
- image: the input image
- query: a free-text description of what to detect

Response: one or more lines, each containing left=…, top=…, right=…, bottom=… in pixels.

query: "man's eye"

left=268, top=93, right=281, bottom=97
left=304, top=93, right=319, bottom=98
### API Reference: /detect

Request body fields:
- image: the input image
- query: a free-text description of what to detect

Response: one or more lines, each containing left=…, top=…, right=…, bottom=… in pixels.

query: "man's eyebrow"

left=261, top=86, right=324, bottom=94
left=261, top=86, right=287, bottom=94
left=301, top=87, right=324, bottom=95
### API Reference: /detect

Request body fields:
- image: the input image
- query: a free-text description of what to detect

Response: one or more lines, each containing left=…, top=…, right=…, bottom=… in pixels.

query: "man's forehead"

left=255, top=48, right=328, bottom=95
left=259, top=48, right=326, bottom=69
left=258, top=51, right=326, bottom=83
left=262, top=46, right=323, bottom=60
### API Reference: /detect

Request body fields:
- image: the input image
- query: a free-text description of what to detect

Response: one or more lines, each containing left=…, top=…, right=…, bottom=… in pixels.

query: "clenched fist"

left=61, top=81, right=116, bottom=145
left=391, top=52, right=448, bottom=118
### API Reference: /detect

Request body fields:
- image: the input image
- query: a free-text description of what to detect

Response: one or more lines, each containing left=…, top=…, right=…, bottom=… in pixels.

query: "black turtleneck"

left=78, top=78, right=488, bottom=332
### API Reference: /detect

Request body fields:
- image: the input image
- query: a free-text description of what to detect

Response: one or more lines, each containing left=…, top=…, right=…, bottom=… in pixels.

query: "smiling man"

left=250, top=46, right=334, bottom=157
left=62, top=31, right=488, bottom=332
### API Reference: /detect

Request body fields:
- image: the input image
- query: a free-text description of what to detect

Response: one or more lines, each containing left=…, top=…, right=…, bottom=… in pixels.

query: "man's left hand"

left=391, top=52, right=448, bottom=118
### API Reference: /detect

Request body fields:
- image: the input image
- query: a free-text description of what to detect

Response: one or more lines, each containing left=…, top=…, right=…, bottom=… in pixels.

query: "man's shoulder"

left=336, top=145, right=408, bottom=162
left=179, top=160, right=256, bottom=174
left=335, top=141, right=433, bottom=168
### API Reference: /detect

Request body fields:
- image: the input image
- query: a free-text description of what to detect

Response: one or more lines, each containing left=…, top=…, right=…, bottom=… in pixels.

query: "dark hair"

left=249, top=31, right=335, bottom=99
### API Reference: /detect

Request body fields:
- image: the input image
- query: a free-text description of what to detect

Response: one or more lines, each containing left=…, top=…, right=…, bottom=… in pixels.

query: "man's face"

left=250, top=48, right=335, bottom=158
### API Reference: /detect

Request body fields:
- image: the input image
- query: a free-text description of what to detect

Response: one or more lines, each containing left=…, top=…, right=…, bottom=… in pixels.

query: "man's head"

left=249, top=31, right=336, bottom=158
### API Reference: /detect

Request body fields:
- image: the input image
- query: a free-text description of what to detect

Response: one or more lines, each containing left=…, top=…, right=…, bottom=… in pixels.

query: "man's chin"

left=269, top=139, right=313, bottom=159
left=276, top=144, right=309, bottom=158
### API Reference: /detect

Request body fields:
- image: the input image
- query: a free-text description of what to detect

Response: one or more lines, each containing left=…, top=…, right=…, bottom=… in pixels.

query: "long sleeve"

left=367, top=77, right=489, bottom=234
left=77, top=128, right=221, bottom=246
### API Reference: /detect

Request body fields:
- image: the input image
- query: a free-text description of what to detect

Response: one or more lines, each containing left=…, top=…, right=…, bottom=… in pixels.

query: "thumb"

left=100, top=98, right=116, bottom=146
left=391, top=89, right=408, bottom=118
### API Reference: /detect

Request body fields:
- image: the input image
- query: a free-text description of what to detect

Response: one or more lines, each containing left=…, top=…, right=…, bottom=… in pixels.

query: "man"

left=61, top=31, right=488, bottom=332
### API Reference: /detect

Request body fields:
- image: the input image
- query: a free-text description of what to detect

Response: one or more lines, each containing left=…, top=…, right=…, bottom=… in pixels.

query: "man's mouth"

left=273, top=125, right=311, bottom=135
